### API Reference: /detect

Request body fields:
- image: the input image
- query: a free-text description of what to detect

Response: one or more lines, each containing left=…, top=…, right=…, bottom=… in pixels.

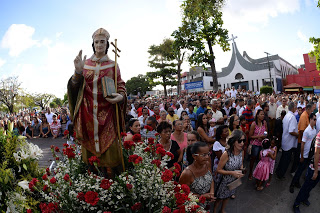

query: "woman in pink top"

left=171, top=120, right=188, bottom=151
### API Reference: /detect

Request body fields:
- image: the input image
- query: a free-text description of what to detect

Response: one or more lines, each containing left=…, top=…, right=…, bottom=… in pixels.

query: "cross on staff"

left=111, top=39, right=125, bottom=172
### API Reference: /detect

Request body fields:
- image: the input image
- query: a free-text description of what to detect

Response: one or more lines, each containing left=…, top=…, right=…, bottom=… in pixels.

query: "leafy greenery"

left=126, top=74, right=154, bottom=95
left=33, top=93, right=55, bottom=110
left=309, top=1, right=320, bottom=70
left=147, top=39, right=178, bottom=97
left=260, top=86, right=273, bottom=94
left=172, top=0, right=230, bottom=91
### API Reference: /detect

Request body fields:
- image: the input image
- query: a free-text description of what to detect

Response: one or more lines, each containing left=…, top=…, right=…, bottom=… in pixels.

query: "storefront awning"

left=285, top=88, right=299, bottom=92
left=303, top=87, right=313, bottom=91
left=314, top=89, right=320, bottom=93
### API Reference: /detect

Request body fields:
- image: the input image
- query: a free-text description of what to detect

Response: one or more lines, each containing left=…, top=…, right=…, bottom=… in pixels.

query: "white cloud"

left=223, top=0, right=300, bottom=32
left=55, top=32, right=63, bottom=38
left=297, top=30, right=308, bottom=42
left=1, top=24, right=39, bottom=57
left=0, top=58, right=6, bottom=68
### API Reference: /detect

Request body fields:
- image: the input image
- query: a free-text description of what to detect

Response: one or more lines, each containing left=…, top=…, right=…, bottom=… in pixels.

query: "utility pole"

left=264, top=52, right=273, bottom=92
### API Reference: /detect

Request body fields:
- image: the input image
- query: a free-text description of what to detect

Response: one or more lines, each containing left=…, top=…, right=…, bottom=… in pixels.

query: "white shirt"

left=212, top=110, right=223, bottom=121
left=254, top=105, right=262, bottom=116
left=301, top=124, right=316, bottom=158
left=45, top=113, right=54, bottom=124
left=213, top=141, right=226, bottom=153
left=230, top=89, right=237, bottom=98
left=239, top=106, right=245, bottom=117
left=177, top=107, right=188, bottom=118
left=297, top=101, right=306, bottom=109
left=130, top=108, right=138, bottom=118
left=138, top=115, right=148, bottom=128
left=316, top=116, right=320, bottom=133
left=276, top=105, right=288, bottom=119
left=281, top=111, right=298, bottom=151
left=268, top=103, right=277, bottom=119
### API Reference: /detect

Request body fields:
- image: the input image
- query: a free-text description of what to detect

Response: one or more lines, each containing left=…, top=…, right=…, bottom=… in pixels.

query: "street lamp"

left=264, top=52, right=273, bottom=91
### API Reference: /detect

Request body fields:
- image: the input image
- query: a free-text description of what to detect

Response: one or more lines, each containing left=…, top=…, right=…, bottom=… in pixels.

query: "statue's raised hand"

left=74, top=50, right=87, bottom=74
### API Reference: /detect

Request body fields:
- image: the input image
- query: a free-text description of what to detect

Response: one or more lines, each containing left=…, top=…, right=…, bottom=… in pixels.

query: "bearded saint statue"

left=67, top=28, right=126, bottom=178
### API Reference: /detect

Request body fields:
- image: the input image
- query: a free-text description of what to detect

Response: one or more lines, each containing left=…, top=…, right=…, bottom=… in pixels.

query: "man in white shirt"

left=290, top=113, right=317, bottom=193
left=276, top=102, right=299, bottom=180
left=223, top=99, right=232, bottom=117
left=210, top=99, right=224, bottom=124
left=230, top=87, right=237, bottom=98
left=177, top=100, right=188, bottom=118
left=276, top=98, right=289, bottom=119
left=236, top=99, right=244, bottom=116
left=45, top=107, right=54, bottom=124
left=297, top=96, right=306, bottom=110
left=130, top=102, right=139, bottom=118
left=268, top=96, right=277, bottom=136
left=138, top=108, right=149, bottom=128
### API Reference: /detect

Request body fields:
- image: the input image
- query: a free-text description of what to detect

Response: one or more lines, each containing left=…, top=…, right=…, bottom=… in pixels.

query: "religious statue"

left=67, top=28, right=126, bottom=178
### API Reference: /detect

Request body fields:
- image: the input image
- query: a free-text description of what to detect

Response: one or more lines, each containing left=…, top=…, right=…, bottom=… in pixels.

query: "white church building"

left=183, top=38, right=298, bottom=93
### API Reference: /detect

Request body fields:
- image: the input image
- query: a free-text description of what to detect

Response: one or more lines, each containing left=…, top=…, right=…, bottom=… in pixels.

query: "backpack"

left=308, top=135, right=317, bottom=164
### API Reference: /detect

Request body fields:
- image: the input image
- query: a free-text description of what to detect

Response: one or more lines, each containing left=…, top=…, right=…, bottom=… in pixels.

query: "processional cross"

left=111, top=40, right=125, bottom=172
left=227, top=34, right=238, bottom=43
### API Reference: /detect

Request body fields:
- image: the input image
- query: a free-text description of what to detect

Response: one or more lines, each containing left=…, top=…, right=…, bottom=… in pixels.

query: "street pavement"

left=30, top=138, right=320, bottom=213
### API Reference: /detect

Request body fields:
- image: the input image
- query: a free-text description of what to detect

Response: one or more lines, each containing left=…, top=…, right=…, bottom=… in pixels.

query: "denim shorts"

left=251, top=145, right=262, bottom=157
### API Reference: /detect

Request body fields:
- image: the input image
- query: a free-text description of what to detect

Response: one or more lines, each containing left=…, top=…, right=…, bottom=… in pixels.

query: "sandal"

left=266, top=182, right=271, bottom=187
left=256, top=186, right=264, bottom=191
left=231, top=195, right=236, bottom=199
left=249, top=175, right=253, bottom=180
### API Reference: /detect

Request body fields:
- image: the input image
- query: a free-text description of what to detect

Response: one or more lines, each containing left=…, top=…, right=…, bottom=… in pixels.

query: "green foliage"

left=63, top=93, right=68, bottom=104
left=126, top=74, right=154, bottom=95
left=309, top=1, right=320, bottom=70
left=50, top=101, right=57, bottom=109
left=52, top=97, right=63, bottom=106
left=34, top=93, right=55, bottom=109
left=147, top=39, right=178, bottom=97
left=260, top=86, right=273, bottom=94
left=172, top=0, right=230, bottom=91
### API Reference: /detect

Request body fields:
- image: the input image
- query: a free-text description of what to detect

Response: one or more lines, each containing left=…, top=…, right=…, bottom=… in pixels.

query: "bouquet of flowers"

left=28, top=131, right=208, bottom=212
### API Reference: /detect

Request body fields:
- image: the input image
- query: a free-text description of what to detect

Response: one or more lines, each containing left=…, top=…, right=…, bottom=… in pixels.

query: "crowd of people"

left=0, top=107, right=71, bottom=139
left=126, top=88, right=320, bottom=213
left=1, top=87, right=320, bottom=212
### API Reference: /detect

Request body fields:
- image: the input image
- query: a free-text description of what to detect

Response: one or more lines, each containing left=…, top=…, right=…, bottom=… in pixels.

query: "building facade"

left=183, top=41, right=298, bottom=93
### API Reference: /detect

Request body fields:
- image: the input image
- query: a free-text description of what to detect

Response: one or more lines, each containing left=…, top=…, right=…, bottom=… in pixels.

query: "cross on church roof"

left=227, top=34, right=238, bottom=43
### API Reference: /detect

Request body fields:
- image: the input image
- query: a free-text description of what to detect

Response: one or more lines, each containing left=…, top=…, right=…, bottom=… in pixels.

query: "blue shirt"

left=187, top=111, right=197, bottom=130
left=196, top=106, right=206, bottom=117
left=295, top=114, right=300, bottom=122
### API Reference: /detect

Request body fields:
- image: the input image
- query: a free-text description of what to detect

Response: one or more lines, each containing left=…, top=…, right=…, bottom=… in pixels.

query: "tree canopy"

left=126, top=74, right=154, bottom=95
left=172, top=0, right=230, bottom=91
left=309, top=1, right=320, bottom=70
left=147, top=39, right=177, bottom=97
left=0, top=76, right=21, bottom=113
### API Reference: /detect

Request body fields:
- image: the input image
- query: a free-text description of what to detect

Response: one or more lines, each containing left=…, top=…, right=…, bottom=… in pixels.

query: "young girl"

left=208, top=118, right=216, bottom=138
left=266, top=137, right=277, bottom=187
left=252, top=139, right=273, bottom=191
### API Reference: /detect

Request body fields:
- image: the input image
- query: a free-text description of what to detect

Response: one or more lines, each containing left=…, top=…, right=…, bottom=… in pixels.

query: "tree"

left=147, top=39, right=177, bottom=97
left=172, top=0, right=230, bottom=91
left=126, top=74, right=154, bottom=95
left=34, top=93, right=55, bottom=110
left=52, top=97, right=63, bottom=107
left=63, top=93, right=68, bottom=105
left=50, top=101, right=57, bottom=109
left=309, top=1, right=320, bottom=70
left=0, top=76, right=21, bottom=113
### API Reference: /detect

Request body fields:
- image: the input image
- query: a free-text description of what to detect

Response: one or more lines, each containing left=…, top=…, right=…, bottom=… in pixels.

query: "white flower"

left=28, top=143, right=43, bottom=160
left=18, top=180, right=29, bottom=190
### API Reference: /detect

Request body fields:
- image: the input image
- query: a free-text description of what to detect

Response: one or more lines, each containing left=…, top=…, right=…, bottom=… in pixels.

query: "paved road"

left=29, top=138, right=320, bottom=213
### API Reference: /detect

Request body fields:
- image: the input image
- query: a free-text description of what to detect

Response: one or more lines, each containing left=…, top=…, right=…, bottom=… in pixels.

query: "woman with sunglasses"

left=214, top=130, right=245, bottom=213
left=179, top=142, right=215, bottom=205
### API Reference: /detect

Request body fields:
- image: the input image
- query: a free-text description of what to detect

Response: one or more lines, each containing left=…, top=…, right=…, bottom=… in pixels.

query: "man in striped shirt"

left=242, top=99, right=254, bottom=126
left=293, top=131, right=320, bottom=213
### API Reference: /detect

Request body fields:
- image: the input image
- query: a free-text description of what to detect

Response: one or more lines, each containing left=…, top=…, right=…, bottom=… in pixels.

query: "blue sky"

left=0, top=0, right=319, bottom=98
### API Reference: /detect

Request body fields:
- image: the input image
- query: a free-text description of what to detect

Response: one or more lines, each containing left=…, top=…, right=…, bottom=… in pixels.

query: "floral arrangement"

left=27, top=126, right=208, bottom=212
left=0, top=129, right=44, bottom=212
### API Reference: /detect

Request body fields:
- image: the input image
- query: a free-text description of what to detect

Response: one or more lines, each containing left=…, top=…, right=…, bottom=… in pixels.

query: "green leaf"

left=23, top=163, right=28, bottom=171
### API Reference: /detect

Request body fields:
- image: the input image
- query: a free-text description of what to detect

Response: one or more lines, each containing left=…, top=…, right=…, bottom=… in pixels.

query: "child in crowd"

left=208, top=118, right=216, bottom=138
left=239, top=115, right=250, bottom=154
left=266, top=137, right=278, bottom=187
left=252, top=139, right=275, bottom=191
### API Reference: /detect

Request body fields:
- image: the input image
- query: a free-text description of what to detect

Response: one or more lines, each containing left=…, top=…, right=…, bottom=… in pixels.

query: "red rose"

left=156, top=147, right=166, bottom=157
left=63, top=143, right=69, bottom=147
left=144, top=125, right=153, bottom=131
left=148, top=137, right=155, bottom=145
left=27, top=209, right=32, bottom=213
left=88, top=156, right=100, bottom=166
left=190, top=205, right=200, bottom=212
left=166, top=152, right=174, bottom=159
left=43, top=185, right=49, bottom=192
left=29, top=182, right=35, bottom=192
left=144, top=147, right=151, bottom=152
left=55, top=147, right=60, bottom=152
left=151, top=159, right=161, bottom=168
left=123, top=140, right=135, bottom=150
left=77, top=192, right=85, bottom=201
left=181, top=184, right=190, bottom=195
left=73, top=131, right=76, bottom=138
left=121, top=132, right=127, bottom=137
left=161, top=169, right=173, bottom=182
left=42, top=174, right=48, bottom=180
left=173, top=169, right=180, bottom=177
left=63, top=147, right=75, bottom=158
left=39, top=202, right=59, bottom=213
left=155, top=133, right=160, bottom=136
left=199, top=196, right=206, bottom=204
left=156, top=144, right=163, bottom=149
left=174, top=185, right=181, bottom=193
left=132, top=134, right=141, bottom=142
left=46, top=167, right=51, bottom=176
left=100, top=179, right=112, bottom=190
left=162, top=206, right=171, bottom=213
left=50, top=145, right=54, bottom=149
left=126, top=183, right=133, bottom=190
left=50, top=177, right=57, bottom=184
left=128, top=154, right=143, bottom=164
left=84, top=191, right=99, bottom=206
left=175, top=192, right=189, bottom=206
left=63, top=130, right=69, bottom=136
left=56, top=157, right=59, bottom=160
left=63, top=174, right=70, bottom=182
left=131, top=202, right=142, bottom=211
left=174, top=163, right=181, bottom=172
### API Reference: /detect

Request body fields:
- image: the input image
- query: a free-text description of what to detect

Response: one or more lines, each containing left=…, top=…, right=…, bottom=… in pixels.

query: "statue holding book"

left=67, top=28, right=126, bottom=178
